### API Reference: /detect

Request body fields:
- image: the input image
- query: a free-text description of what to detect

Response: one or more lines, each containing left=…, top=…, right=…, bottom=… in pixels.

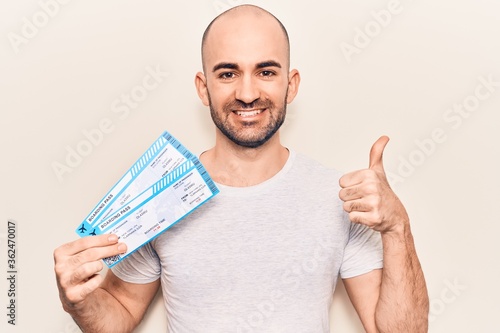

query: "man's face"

left=199, top=12, right=296, bottom=148
left=206, top=79, right=288, bottom=148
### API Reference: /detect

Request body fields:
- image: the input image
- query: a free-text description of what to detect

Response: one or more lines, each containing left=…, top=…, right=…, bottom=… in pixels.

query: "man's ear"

left=195, top=72, right=210, bottom=106
left=286, top=69, right=301, bottom=104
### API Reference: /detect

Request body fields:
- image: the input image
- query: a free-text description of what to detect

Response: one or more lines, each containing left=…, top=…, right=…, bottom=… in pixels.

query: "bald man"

left=54, top=5, right=429, bottom=332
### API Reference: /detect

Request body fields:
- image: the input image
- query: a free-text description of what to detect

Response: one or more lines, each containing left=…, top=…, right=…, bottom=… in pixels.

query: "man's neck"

left=200, top=133, right=289, bottom=187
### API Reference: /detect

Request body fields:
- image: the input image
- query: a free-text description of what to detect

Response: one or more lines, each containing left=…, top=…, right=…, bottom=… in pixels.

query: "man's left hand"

left=339, top=136, right=409, bottom=234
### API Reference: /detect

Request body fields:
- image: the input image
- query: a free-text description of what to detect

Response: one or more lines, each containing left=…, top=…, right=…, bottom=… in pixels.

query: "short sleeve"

left=340, top=213, right=383, bottom=279
left=111, top=243, right=161, bottom=284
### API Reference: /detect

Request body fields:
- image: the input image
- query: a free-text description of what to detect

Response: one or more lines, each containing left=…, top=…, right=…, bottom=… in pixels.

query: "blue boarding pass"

left=76, top=131, right=219, bottom=267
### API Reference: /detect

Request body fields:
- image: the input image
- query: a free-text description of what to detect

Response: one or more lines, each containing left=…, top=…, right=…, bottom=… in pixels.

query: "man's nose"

left=235, top=75, right=260, bottom=104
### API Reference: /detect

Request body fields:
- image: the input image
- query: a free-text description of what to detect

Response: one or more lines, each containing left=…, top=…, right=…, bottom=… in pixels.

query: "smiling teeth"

left=236, top=110, right=262, bottom=117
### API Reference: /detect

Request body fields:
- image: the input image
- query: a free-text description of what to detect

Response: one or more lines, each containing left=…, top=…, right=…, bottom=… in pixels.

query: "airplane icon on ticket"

left=78, top=224, right=87, bottom=234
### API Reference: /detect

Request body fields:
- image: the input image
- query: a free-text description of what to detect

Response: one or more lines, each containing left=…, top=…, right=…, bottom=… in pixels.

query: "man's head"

left=195, top=5, right=300, bottom=149
left=201, top=5, right=291, bottom=73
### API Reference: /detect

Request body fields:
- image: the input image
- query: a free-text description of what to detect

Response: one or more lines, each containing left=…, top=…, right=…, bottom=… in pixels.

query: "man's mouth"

left=234, top=109, right=265, bottom=117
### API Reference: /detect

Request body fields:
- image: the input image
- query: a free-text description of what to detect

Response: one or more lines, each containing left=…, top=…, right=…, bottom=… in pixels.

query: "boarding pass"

left=76, top=131, right=219, bottom=267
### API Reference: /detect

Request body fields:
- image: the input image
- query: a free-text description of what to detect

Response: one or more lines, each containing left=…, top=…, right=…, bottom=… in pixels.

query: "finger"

left=55, top=234, right=119, bottom=258
left=339, top=185, right=363, bottom=201
left=369, top=135, right=390, bottom=172
left=67, top=260, right=104, bottom=287
left=55, top=243, right=127, bottom=284
left=339, top=172, right=360, bottom=189
left=64, top=273, right=103, bottom=305
left=343, top=199, right=372, bottom=213
left=339, top=169, right=374, bottom=188
left=347, top=211, right=377, bottom=227
left=68, top=243, right=127, bottom=268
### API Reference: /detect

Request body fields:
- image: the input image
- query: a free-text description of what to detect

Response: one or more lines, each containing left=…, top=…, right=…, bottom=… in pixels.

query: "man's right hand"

left=53, top=234, right=127, bottom=312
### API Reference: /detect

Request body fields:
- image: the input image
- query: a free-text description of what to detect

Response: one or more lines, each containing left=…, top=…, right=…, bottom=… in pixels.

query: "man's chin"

left=229, top=137, right=269, bottom=149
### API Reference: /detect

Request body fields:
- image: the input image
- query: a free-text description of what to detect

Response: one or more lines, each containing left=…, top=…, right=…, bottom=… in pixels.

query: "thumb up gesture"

left=339, top=136, right=409, bottom=234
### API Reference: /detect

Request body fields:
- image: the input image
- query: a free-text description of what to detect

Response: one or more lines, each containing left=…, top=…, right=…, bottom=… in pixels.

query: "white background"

left=1, top=0, right=499, bottom=332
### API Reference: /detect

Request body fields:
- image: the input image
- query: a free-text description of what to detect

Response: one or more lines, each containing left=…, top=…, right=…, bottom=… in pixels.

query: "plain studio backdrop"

left=1, top=1, right=499, bottom=332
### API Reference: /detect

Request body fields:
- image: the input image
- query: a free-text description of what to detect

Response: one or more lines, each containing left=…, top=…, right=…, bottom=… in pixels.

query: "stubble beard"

left=207, top=90, right=288, bottom=149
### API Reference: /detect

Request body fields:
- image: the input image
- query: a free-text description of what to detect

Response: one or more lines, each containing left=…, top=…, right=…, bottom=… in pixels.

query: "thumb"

left=369, top=135, right=390, bottom=172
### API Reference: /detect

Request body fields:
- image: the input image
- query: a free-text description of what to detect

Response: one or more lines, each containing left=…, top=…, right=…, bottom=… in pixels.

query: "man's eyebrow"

left=212, top=61, right=282, bottom=73
left=212, top=62, right=239, bottom=72
left=256, top=61, right=282, bottom=69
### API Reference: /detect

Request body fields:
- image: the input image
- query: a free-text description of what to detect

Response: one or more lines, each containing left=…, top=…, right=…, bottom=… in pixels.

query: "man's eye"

left=219, top=72, right=235, bottom=79
left=260, top=70, right=275, bottom=77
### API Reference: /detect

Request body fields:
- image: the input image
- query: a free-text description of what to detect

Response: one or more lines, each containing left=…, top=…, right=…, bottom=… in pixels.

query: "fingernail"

left=117, top=244, right=127, bottom=253
left=108, top=234, right=118, bottom=242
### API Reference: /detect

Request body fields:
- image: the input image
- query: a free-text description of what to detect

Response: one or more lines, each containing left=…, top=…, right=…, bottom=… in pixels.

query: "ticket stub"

left=76, top=131, right=219, bottom=267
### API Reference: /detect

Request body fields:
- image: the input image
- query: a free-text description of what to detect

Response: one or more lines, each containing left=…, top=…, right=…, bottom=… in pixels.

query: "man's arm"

left=375, top=224, right=428, bottom=331
left=339, top=136, right=429, bottom=332
left=54, top=235, right=160, bottom=333
left=343, top=229, right=428, bottom=332
left=343, top=270, right=381, bottom=332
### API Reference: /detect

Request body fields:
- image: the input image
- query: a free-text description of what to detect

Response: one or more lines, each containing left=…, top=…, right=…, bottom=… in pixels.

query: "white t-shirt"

left=113, top=150, right=383, bottom=332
